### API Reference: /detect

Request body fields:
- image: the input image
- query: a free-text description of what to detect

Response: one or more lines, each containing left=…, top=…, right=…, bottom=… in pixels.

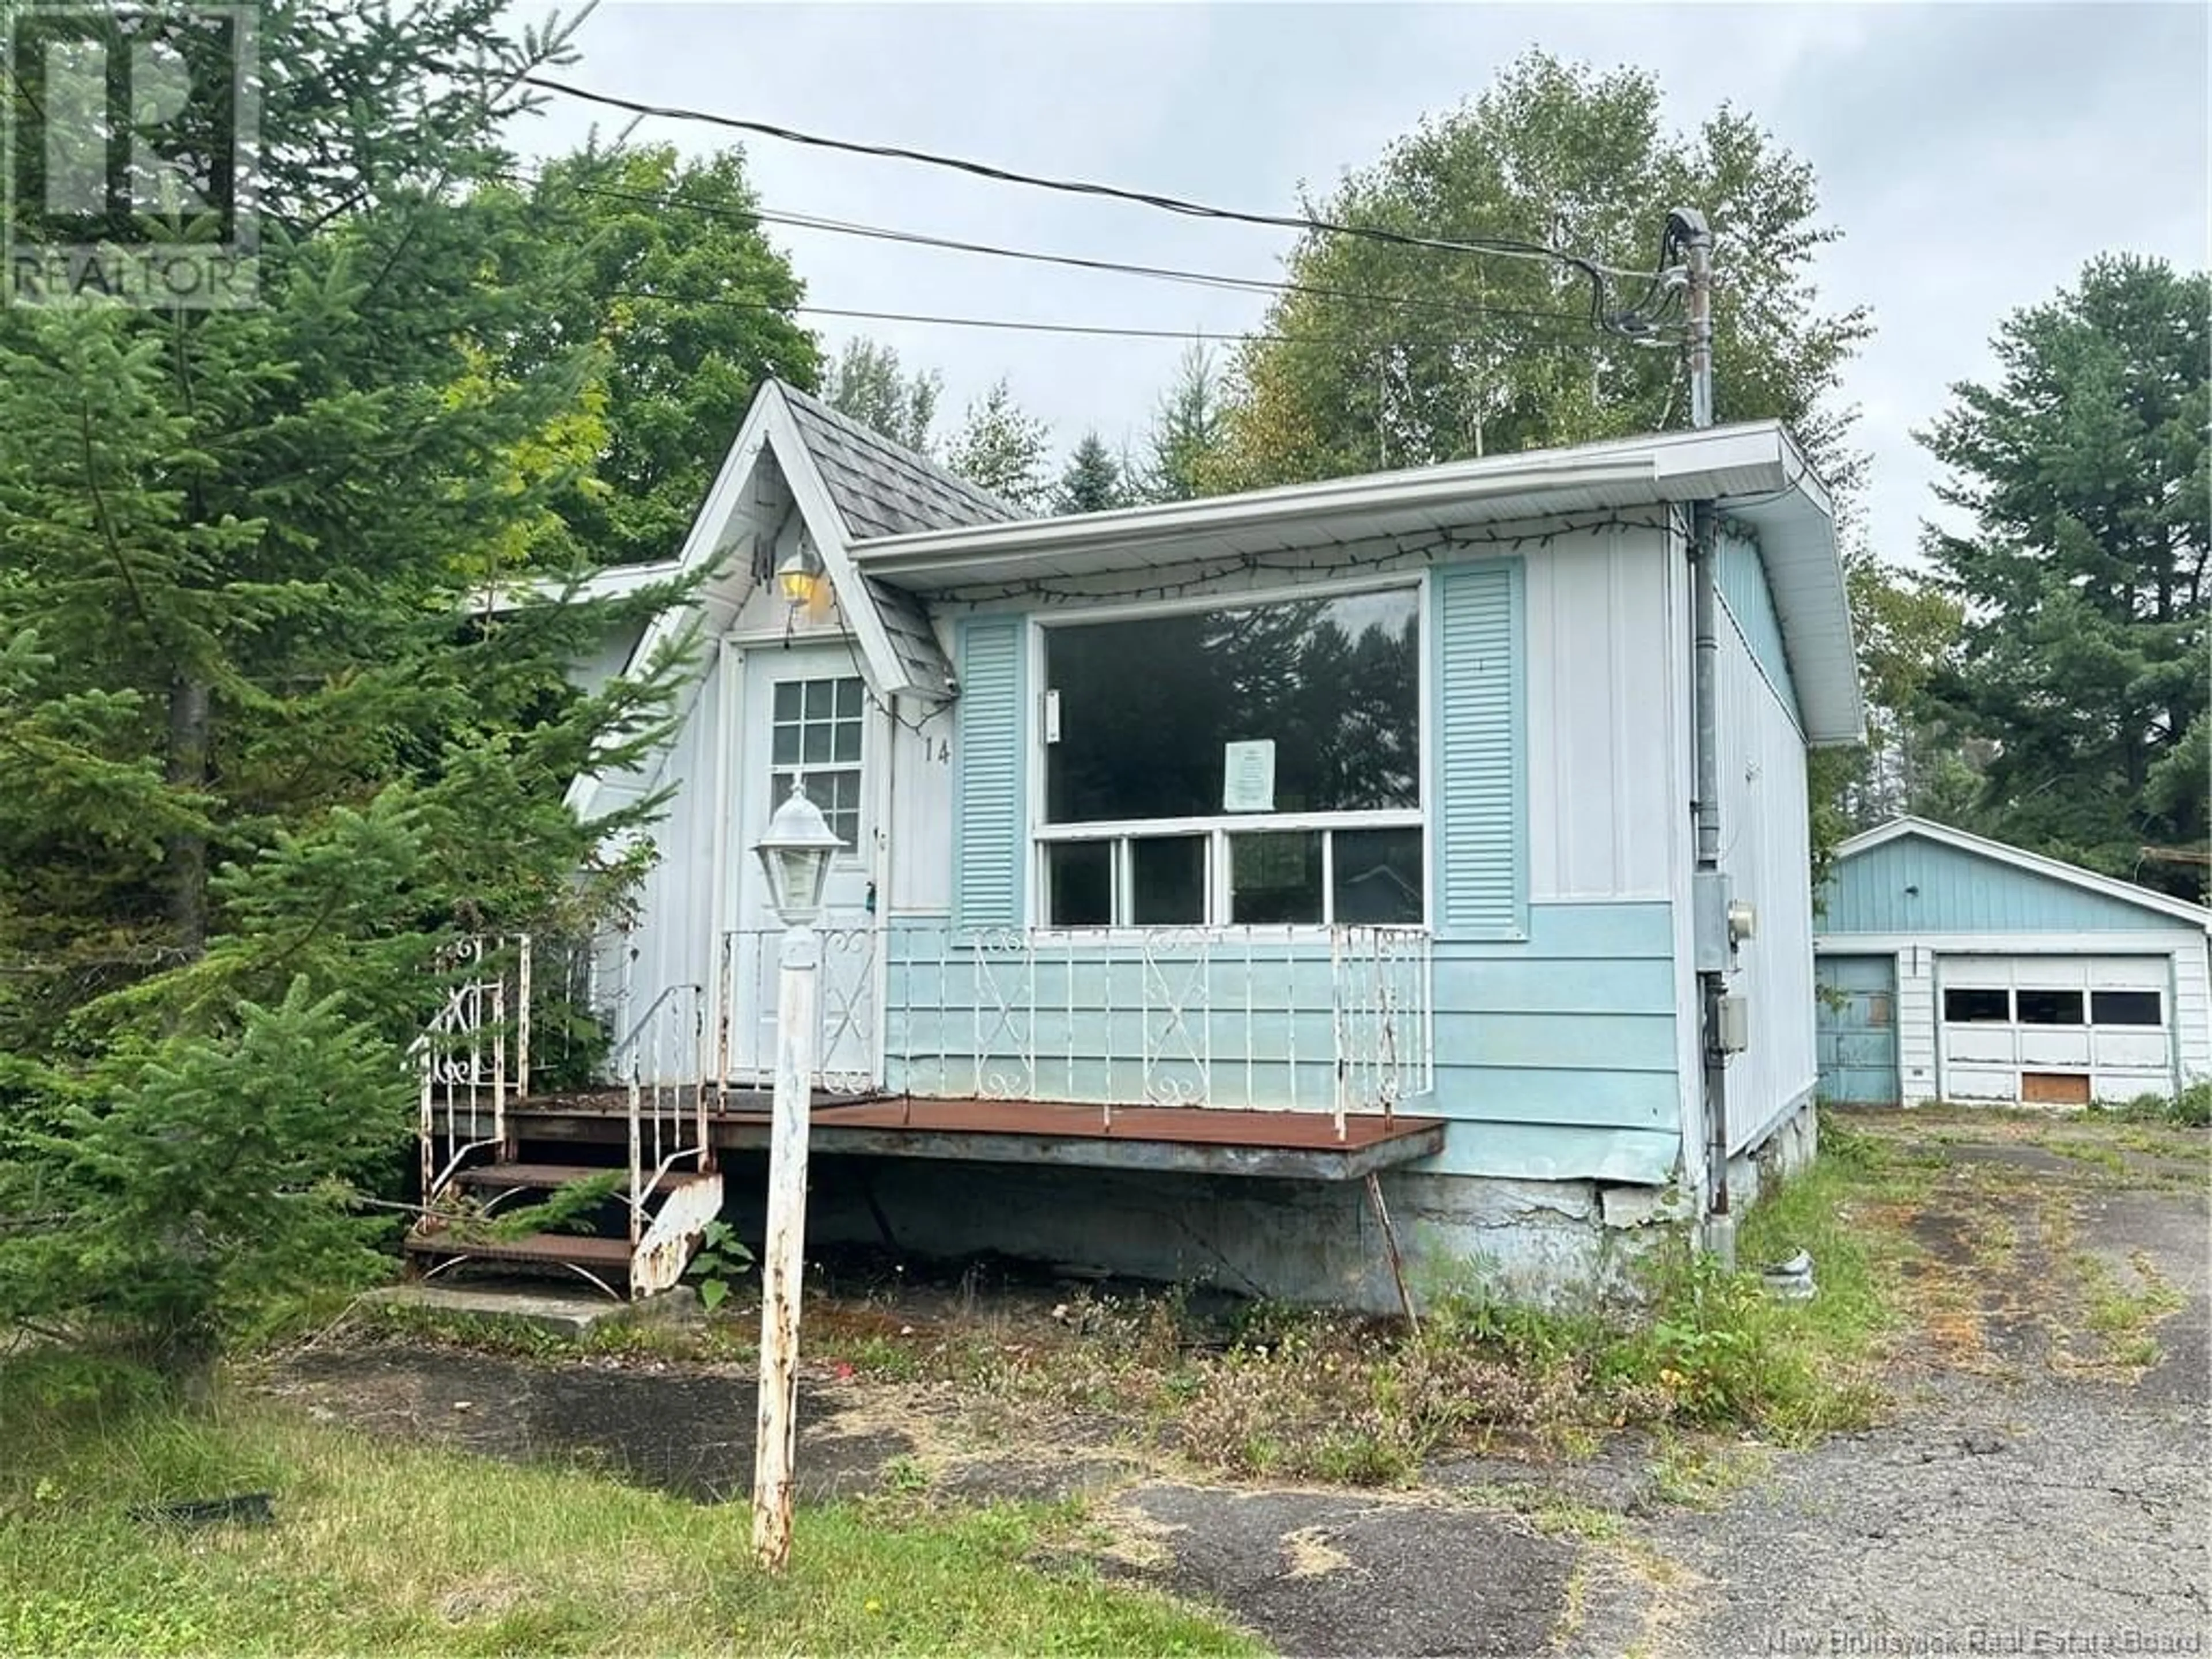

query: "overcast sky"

left=520, top=2, right=2209, bottom=565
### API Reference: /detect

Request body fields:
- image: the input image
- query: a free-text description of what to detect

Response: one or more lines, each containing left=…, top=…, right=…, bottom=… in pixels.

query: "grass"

left=2070, top=1249, right=2187, bottom=1369
left=305, top=1122, right=1931, bottom=1498
left=0, top=1355, right=1255, bottom=1658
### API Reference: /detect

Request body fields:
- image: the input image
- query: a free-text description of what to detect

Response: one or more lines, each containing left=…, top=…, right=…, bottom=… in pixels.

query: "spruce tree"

left=1052, top=432, right=1128, bottom=514
left=1919, top=255, right=2209, bottom=891
left=0, top=1, right=751, bottom=1363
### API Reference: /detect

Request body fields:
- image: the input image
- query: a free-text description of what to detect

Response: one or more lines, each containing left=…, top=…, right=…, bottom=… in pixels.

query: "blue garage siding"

left=1815, top=954, right=1899, bottom=1105
left=1820, top=838, right=2196, bottom=934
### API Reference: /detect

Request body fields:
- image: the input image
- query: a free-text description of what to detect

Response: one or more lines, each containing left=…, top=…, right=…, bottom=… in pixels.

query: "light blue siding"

left=1716, top=532, right=1799, bottom=726
left=883, top=899, right=1681, bottom=1181
left=1434, top=559, right=1527, bottom=941
left=1815, top=954, right=1899, bottom=1105
left=1820, top=835, right=2199, bottom=935
left=952, top=616, right=1025, bottom=931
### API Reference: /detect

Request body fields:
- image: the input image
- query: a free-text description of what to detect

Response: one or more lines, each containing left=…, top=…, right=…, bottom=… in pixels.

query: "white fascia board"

left=1835, top=818, right=2212, bottom=931
left=847, top=422, right=1804, bottom=575
left=759, top=390, right=921, bottom=699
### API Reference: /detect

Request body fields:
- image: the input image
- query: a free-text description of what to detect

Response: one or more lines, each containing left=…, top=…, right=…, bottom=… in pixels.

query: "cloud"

left=523, top=2, right=2207, bottom=560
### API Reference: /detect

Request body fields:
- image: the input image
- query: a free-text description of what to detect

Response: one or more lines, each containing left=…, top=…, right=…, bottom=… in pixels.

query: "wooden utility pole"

left=751, top=921, right=817, bottom=1571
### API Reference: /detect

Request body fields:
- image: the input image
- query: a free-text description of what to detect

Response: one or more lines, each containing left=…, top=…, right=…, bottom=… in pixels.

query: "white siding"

left=1525, top=526, right=1677, bottom=903
left=887, top=697, right=953, bottom=914
left=1718, top=592, right=1817, bottom=1152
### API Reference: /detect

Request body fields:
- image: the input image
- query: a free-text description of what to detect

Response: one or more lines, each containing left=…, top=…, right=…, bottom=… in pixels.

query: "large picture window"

left=1038, top=587, right=1422, bottom=928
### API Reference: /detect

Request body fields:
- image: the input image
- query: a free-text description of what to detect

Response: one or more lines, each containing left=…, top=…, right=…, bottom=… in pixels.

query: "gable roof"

left=779, top=383, right=1024, bottom=540
left=848, top=419, right=1865, bottom=747
left=1834, top=817, right=2212, bottom=930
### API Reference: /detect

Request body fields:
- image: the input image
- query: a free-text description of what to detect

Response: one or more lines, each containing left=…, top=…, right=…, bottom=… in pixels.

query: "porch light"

left=753, top=777, right=845, bottom=926
left=775, top=542, right=824, bottom=607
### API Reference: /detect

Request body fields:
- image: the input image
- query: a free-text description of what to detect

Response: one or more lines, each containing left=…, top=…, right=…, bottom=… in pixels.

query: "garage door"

left=1817, top=955, right=1899, bottom=1104
left=1937, top=955, right=2173, bottom=1104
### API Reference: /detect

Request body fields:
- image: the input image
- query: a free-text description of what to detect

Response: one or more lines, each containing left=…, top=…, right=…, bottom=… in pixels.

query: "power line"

left=603, top=287, right=1638, bottom=355
left=540, top=175, right=1604, bottom=332
left=519, top=76, right=1669, bottom=331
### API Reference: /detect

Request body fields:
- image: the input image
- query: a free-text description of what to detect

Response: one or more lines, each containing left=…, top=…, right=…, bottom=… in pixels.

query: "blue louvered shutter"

left=1433, top=560, right=1526, bottom=940
left=953, top=615, right=1027, bottom=931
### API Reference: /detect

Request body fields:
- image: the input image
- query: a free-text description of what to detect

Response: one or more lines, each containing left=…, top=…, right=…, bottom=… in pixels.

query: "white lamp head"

left=753, top=777, right=846, bottom=925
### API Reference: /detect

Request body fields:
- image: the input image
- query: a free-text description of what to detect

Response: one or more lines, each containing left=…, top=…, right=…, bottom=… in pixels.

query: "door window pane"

left=2090, top=990, right=2162, bottom=1027
left=1130, top=835, right=1207, bottom=925
left=2016, top=989, right=2084, bottom=1025
left=1943, top=988, right=2010, bottom=1023
left=1332, top=827, right=1425, bottom=925
left=768, top=676, right=866, bottom=847
left=1231, top=831, right=1323, bottom=925
left=1046, top=841, right=1112, bottom=927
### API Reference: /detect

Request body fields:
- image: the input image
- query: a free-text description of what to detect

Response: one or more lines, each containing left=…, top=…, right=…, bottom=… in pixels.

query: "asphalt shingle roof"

left=778, top=381, right=1024, bottom=541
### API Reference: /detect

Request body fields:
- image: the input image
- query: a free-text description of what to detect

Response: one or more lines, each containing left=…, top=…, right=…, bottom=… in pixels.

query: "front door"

left=728, top=645, right=880, bottom=1089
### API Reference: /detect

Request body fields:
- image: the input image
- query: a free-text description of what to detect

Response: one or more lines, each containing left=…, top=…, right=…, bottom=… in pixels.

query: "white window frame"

left=1026, top=575, right=1432, bottom=934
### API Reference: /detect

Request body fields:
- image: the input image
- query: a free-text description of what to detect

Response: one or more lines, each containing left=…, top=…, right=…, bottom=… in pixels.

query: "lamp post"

left=749, top=777, right=845, bottom=1571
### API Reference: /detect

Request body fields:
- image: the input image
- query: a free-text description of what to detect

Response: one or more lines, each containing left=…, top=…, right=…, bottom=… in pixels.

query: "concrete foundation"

left=715, top=1150, right=1691, bottom=1315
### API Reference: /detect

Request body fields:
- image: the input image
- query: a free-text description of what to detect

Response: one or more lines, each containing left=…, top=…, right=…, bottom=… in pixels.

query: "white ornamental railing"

left=882, top=923, right=1434, bottom=1138
left=607, top=979, right=712, bottom=1243
left=715, top=924, right=885, bottom=1096
left=412, top=934, right=531, bottom=1199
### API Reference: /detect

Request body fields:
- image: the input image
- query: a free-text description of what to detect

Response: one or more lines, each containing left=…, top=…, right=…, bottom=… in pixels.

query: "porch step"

left=403, top=1229, right=633, bottom=1272
left=453, top=1162, right=712, bottom=1192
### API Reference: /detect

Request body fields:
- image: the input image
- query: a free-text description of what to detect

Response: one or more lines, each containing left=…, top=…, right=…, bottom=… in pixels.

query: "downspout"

left=1690, top=502, right=1733, bottom=1264
left=1674, top=205, right=1736, bottom=1266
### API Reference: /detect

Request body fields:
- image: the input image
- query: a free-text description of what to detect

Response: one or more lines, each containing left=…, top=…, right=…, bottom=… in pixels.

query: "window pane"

left=802, top=723, right=832, bottom=763
left=771, top=725, right=800, bottom=765
left=803, top=680, right=832, bottom=718
left=835, top=679, right=863, bottom=718
left=832, top=717, right=863, bottom=763
left=1231, top=832, right=1323, bottom=925
left=1045, top=589, right=1420, bottom=824
left=773, top=682, right=800, bottom=721
left=2091, top=990, right=2162, bottom=1027
left=1130, top=835, right=1207, bottom=925
left=1046, top=841, right=1112, bottom=927
left=1332, top=827, right=1424, bottom=925
left=2016, top=988, right=2084, bottom=1025
left=1943, top=988, right=2010, bottom=1023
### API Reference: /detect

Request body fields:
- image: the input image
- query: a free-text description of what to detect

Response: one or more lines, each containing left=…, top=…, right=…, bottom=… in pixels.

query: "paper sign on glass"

left=1223, top=740, right=1276, bottom=813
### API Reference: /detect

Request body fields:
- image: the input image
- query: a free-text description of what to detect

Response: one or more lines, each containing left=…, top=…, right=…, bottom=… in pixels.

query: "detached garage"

left=1814, top=817, right=2211, bottom=1108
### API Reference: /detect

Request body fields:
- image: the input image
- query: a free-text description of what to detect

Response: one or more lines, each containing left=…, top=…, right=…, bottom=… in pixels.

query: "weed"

left=681, top=1219, right=753, bottom=1315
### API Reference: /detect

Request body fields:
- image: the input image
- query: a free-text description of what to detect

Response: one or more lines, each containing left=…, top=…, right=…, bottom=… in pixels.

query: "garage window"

left=2091, top=990, right=2163, bottom=1026
left=2016, top=989, right=2085, bottom=1026
left=1943, top=988, right=2010, bottom=1022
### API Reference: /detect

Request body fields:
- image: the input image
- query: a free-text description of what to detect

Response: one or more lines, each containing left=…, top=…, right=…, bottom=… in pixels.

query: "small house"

left=1815, top=817, right=2212, bottom=1108
left=426, top=381, right=1865, bottom=1308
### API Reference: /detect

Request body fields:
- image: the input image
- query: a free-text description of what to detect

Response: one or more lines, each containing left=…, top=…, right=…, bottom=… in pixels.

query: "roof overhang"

left=1836, top=817, right=2212, bottom=931
left=850, top=419, right=1863, bottom=745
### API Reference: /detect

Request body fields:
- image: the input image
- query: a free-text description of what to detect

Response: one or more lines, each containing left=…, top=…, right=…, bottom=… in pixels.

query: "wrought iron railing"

left=707, top=922, right=1433, bottom=1137
left=412, top=934, right=531, bottom=1199
left=608, top=980, right=713, bottom=1244
left=714, top=924, right=884, bottom=1096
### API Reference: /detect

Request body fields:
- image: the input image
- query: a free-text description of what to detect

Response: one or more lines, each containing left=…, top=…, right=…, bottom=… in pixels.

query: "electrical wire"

left=535, top=175, right=1607, bottom=333
left=602, top=286, right=1628, bottom=354
left=518, top=76, right=1675, bottom=334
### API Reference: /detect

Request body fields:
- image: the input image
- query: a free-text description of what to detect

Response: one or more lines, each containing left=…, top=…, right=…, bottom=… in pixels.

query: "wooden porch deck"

left=497, top=1090, right=1446, bottom=1181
